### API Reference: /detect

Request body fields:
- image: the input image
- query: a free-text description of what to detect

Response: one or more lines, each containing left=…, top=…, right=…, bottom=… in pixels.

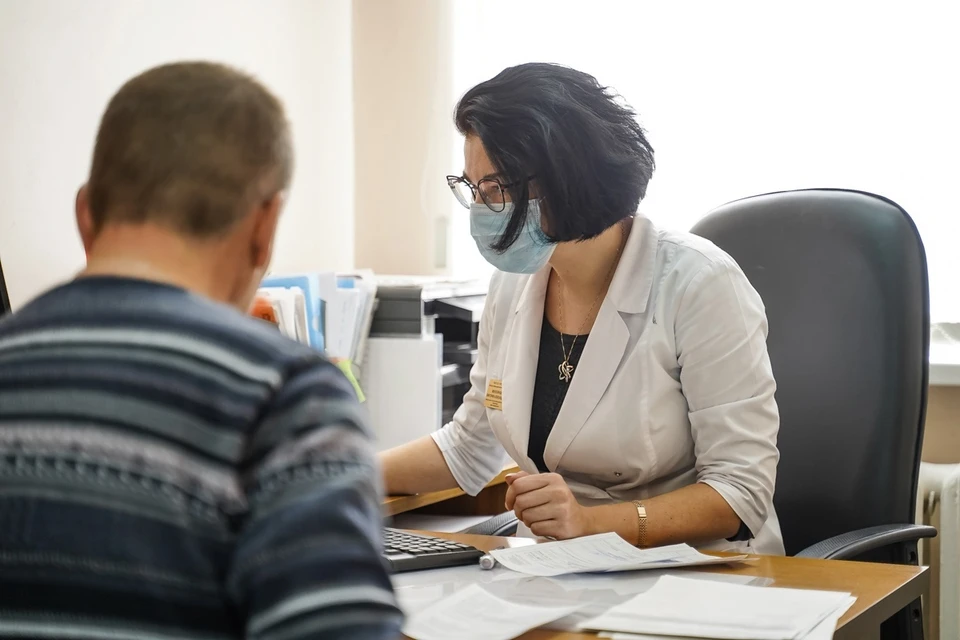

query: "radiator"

left=918, top=462, right=960, bottom=640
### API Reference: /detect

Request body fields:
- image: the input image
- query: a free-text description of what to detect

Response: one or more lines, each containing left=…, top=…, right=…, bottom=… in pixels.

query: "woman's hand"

left=505, top=471, right=746, bottom=547
left=505, top=471, right=595, bottom=540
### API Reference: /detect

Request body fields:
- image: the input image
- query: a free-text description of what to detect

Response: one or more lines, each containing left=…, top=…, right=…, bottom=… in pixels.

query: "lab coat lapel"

left=542, top=297, right=629, bottom=471
left=501, top=268, right=549, bottom=468
left=542, top=217, right=656, bottom=471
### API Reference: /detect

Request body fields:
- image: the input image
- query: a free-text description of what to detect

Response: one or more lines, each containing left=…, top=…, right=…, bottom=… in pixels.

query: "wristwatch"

left=632, top=500, right=647, bottom=547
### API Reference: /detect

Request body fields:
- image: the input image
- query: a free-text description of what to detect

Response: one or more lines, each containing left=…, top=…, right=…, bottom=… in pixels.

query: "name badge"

left=484, top=379, right=503, bottom=411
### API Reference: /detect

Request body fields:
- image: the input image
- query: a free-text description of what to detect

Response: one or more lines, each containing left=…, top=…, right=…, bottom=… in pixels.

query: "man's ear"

left=75, top=185, right=97, bottom=257
left=251, top=192, right=284, bottom=270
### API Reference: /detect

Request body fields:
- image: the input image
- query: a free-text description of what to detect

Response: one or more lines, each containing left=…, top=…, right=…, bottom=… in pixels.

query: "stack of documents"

left=260, top=273, right=334, bottom=350
left=258, top=271, right=378, bottom=358
left=581, top=575, right=855, bottom=640
left=329, top=271, right=378, bottom=364
left=256, top=271, right=378, bottom=401
left=490, top=532, right=747, bottom=577
left=255, top=287, right=310, bottom=345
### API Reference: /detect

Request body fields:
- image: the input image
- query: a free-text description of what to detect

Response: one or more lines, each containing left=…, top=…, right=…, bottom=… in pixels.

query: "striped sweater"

left=0, top=277, right=401, bottom=639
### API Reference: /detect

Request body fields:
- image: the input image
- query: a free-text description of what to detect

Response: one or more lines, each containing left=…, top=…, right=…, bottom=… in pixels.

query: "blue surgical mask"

left=470, top=200, right=555, bottom=274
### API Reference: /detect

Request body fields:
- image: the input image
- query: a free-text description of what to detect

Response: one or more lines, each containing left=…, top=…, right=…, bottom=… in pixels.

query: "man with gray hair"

left=0, top=62, right=401, bottom=639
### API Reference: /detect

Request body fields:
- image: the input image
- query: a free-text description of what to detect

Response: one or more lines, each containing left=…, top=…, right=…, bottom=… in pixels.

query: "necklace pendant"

left=558, top=360, right=574, bottom=382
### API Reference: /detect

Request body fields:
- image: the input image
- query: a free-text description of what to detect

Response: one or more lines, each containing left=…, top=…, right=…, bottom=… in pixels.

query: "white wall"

left=352, top=0, right=454, bottom=276
left=447, top=0, right=960, bottom=319
left=0, top=0, right=355, bottom=309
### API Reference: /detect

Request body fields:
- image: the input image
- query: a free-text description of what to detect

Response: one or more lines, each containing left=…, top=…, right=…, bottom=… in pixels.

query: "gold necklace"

left=556, top=235, right=624, bottom=383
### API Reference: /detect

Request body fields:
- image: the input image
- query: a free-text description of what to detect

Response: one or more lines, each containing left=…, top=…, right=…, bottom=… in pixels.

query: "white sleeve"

left=430, top=274, right=508, bottom=495
left=675, top=259, right=780, bottom=537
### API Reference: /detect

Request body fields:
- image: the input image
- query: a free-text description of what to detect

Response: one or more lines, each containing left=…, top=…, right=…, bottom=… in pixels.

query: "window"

left=447, top=0, right=960, bottom=321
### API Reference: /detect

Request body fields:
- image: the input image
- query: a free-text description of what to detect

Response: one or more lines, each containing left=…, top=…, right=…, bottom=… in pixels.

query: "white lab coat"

left=432, top=216, right=784, bottom=555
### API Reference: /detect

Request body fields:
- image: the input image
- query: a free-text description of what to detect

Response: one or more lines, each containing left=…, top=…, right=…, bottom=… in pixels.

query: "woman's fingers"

left=505, top=484, right=517, bottom=510
left=517, top=503, right=557, bottom=527
left=506, top=472, right=565, bottom=512
left=510, top=473, right=555, bottom=495
left=529, top=520, right=563, bottom=539
left=512, top=486, right=553, bottom=516
left=504, top=471, right=531, bottom=509
left=504, top=471, right=530, bottom=485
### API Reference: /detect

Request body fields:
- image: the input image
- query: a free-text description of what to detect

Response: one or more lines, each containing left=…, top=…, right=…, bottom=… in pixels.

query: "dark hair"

left=455, top=63, right=655, bottom=251
left=89, top=61, right=293, bottom=237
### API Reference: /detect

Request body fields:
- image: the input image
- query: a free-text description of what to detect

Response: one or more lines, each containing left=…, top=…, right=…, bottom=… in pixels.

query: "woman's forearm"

left=586, top=483, right=742, bottom=547
left=380, top=435, right=460, bottom=495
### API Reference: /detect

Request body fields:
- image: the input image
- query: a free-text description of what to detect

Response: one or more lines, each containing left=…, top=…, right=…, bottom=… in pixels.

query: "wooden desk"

left=383, top=466, right=518, bottom=517
left=402, top=532, right=929, bottom=640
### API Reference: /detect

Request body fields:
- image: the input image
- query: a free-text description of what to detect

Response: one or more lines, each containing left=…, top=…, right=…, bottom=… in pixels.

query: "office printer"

left=359, top=277, right=486, bottom=451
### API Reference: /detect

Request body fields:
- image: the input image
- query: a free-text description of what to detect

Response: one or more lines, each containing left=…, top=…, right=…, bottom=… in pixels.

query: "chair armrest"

left=461, top=512, right=519, bottom=537
left=795, top=523, right=937, bottom=560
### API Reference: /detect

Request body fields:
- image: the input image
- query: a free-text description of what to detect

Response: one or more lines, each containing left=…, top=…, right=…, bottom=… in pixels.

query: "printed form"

left=490, top=532, right=746, bottom=577
left=582, top=575, right=855, bottom=640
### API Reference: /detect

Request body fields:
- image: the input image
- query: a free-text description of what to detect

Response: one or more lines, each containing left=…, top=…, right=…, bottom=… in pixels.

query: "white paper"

left=316, top=272, right=339, bottom=305
left=341, top=270, right=378, bottom=366
left=325, top=288, right=362, bottom=359
left=489, top=532, right=746, bottom=577
left=292, top=290, right=309, bottom=344
left=257, top=287, right=309, bottom=345
left=316, top=272, right=338, bottom=349
left=598, top=596, right=854, bottom=640
left=393, top=563, right=769, bottom=635
left=402, top=583, right=580, bottom=640
left=580, top=575, right=854, bottom=640
left=599, top=634, right=703, bottom=640
left=800, top=596, right=856, bottom=640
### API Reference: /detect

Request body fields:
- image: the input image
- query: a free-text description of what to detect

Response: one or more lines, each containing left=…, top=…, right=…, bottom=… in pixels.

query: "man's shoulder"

left=204, top=298, right=324, bottom=364
left=188, top=297, right=356, bottom=404
left=1, top=277, right=330, bottom=376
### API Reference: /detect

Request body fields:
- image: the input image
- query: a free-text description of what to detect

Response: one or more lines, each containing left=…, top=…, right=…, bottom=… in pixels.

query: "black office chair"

left=461, top=510, right=519, bottom=537
left=692, top=189, right=936, bottom=640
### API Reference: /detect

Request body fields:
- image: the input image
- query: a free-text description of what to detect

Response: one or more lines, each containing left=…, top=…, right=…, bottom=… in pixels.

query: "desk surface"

left=402, top=532, right=928, bottom=640
left=383, top=466, right=518, bottom=517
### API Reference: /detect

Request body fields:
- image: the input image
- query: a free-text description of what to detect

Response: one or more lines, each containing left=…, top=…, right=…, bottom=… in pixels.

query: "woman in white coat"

left=382, top=63, right=783, bottom=555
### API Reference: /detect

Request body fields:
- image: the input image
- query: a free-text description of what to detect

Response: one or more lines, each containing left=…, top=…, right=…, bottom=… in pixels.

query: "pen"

left=479, top=546, right=506, bottom=570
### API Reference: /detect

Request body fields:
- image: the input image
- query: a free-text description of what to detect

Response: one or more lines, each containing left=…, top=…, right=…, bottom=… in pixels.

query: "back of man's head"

left=77, top=61, right=293, bottom=309
left=89, top=61, right=292, bottom=235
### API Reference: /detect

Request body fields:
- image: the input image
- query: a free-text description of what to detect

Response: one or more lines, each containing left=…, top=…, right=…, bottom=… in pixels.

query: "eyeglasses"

left=446, top=175, right=525, bottom=213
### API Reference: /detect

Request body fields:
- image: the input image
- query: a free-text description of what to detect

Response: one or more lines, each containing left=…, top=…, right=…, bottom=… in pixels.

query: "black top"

left=528, top=316, right=588, bottom=472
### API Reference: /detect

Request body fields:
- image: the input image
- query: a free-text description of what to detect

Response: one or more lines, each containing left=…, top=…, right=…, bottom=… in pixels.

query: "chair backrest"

left=691, top=189, right=929, bottom=556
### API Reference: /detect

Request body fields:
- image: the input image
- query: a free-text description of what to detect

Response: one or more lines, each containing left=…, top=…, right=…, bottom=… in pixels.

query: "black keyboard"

left=382, top=528, right=484, bottom=573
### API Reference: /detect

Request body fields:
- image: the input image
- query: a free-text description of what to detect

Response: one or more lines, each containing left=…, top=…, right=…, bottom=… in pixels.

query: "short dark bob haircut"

left=455, top=62, right=655, bottom=252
